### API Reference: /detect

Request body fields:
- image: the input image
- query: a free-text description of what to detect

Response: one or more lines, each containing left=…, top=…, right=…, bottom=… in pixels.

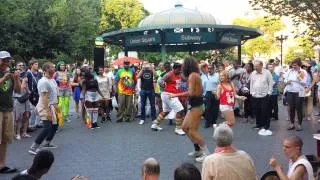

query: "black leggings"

left=35, top=120, right=58, bottom=145
left=287, top=92, right=303, bottom=125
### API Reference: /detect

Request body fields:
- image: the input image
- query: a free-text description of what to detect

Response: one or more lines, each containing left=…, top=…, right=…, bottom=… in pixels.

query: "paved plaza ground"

left=3, top=103, right=320, bottom=180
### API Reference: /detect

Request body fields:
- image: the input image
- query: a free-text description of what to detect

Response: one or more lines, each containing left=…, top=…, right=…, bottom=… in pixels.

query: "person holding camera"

left=136, top=61, right=157, bottom=125
left=0, top=51, right=21, bottom=174
left=13, top=61, right=32, bottom=140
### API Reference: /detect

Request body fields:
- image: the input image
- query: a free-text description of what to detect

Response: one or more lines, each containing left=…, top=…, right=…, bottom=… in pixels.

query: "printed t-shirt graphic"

left=116, top=68, right=135, bottom=95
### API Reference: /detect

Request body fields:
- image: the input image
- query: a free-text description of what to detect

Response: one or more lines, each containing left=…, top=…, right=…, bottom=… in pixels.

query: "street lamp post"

left=94, top=36, right=105, bottom=71
left=276, top=35, right=288, bottom=66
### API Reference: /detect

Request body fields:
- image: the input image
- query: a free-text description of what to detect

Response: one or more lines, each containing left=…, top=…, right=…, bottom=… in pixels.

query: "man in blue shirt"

left=268, top=63, right=280, bottom=120
left=200, top=63, right=209, bottom=96
left=203, top=64, right=220, bottom=128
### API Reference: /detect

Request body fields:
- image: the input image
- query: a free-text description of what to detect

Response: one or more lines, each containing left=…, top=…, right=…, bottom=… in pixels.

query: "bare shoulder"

left=189, top=72, right=200, bottom=80
left=292, top=164, right=307, bottom=178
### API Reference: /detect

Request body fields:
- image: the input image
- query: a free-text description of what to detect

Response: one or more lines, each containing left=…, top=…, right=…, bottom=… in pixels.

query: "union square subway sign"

left=125, top=32, right=216, bottom=46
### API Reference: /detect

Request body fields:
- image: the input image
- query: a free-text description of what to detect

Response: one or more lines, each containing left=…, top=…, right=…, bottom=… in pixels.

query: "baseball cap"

left=124, top=59, right=130, bottom=64
left=0, top=51, right=12, bottom=59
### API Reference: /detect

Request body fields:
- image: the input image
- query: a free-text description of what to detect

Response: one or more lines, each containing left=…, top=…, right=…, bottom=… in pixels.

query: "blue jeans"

left=140, top=90, right=156, bottom=120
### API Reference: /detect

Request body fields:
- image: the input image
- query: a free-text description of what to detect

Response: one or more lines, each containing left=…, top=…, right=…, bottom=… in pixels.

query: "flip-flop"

left=0, top=166, right=18, bottom=174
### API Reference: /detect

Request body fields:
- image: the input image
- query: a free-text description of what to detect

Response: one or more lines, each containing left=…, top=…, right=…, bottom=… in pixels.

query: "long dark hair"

left=182, top=57, right=200, bottom=77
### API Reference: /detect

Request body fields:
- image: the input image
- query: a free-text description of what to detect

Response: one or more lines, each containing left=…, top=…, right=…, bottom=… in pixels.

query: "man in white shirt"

left=283, top=58, right=308, bottom=131
left=274, top=58, right=284, bottom=77
left=250, top=60, right=274, bottom=136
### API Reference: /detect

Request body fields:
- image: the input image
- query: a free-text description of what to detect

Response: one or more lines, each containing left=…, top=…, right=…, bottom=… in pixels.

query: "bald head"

left=142, top=158, right=160, bottom=178
left=285, top=135, right=303, bottom=150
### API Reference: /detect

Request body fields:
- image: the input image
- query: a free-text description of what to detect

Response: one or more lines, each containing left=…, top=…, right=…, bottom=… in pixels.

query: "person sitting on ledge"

left=269, top=135, right=314, bottom=180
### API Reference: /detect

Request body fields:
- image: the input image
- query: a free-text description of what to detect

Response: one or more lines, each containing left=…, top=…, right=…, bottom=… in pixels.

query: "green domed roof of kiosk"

left=138, top=3, right=218, bottom=28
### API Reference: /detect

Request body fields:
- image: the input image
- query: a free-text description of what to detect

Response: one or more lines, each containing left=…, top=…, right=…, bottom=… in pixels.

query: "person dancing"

left=83, top=71, right=105, bottom=129
left=169, top=57, right=210, bottom=162
left=97, top=66, right=112, bottom=122
left=71, top=68, right=82, bottom=119
left=151, top=63, right=185, bottom=135
left=53, top=61, right=71, bottom=123
left=216, top=71, right=246, bottom=127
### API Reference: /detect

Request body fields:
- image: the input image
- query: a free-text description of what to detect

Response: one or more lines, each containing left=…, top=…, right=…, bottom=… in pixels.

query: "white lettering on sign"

left=129, top=37, right=156, bottom=45
left=220, top=35, right=239, bottom=44
left=181, top=35, right=201, bottom=41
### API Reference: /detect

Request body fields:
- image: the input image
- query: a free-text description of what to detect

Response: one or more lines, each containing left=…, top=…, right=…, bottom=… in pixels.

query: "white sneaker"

left=195, top=153, right=208, bottom=163
left=213, top=124, right=217, bottom=128
left=151, top=124, right=163, bottom=131
left=258, top=128, right=266, bottom=135
left=16, top=135, right=21, bottom=140
left=264, top=129, right=273, bottom=136
left=175, top=128, right=186, bottom=135
left=139, top=120, right=145, bottom=125
left=188, top=150, right=203, bottom=157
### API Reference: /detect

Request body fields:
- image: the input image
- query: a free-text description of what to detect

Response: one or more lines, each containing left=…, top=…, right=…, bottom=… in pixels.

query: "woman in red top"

left=216, top=71, right=246, bottom=127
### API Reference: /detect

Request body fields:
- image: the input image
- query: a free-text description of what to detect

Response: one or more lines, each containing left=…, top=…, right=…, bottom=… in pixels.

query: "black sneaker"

left=95, top=123, right=101, bottom=129
left=42, top=143, right=58, bottom=149
left=116, top=118, right=123, bottom=123
left=101, top=117, right=106, bottom=123
left=28, top=147, right=40, bottom=155
left=106, top=116, right=112, bottom=122
left=252, top=125, right=261, bottom=130
left=91, top=123, right=97, bottom=129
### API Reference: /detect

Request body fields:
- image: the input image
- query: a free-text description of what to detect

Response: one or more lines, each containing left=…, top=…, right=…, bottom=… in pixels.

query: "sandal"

left=22, top=133, right=32, bottom=138
left=287, top=125, right=295, bottom=130
left=0, top=166, right=17, bottom=174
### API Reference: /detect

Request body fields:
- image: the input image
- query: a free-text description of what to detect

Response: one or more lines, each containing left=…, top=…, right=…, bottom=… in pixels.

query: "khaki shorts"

left=0, top=112, right=14, bottom=144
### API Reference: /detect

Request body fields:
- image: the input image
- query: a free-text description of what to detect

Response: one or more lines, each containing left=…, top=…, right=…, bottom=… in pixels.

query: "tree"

left=284, top=36, right=315, bottom=64
left=0, top=0, right=70, bottom=61
left=0, top=0, right=102, bottom=62
left=100, top=0, right=148, bottom=30
left=249, top=0, right=320, bottom=37
left=233, top=16, right=285, bottom=59
left=100, top=0, right=149, bottom=58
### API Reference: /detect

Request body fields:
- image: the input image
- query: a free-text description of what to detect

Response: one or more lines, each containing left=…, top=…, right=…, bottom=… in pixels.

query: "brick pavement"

left=2, top=104, right=320, bottom=180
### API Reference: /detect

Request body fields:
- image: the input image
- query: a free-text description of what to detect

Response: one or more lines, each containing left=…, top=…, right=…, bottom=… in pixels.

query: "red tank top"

left=219, top=83, right=235, bottom=106
left=164, top=71, right=181, bottom=94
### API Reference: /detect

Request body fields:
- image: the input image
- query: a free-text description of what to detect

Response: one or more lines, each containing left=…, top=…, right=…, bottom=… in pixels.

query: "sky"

left=139, top=0, right=251, bottom=24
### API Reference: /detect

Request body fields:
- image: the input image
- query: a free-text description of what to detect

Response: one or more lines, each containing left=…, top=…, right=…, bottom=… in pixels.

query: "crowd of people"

left=0, top=49, right=318, bottom=179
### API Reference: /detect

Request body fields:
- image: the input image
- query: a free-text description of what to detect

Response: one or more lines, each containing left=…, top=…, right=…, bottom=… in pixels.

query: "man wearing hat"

left=0, top=51, right=21, bottom=173
left=114, top=59, right=136, bottom=122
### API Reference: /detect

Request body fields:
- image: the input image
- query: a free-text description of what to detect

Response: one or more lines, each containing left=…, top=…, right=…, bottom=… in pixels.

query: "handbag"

left=17, top=93, right=29, bottom=103
left=29, top=92, right=39, bottom=106
left=28, top=71, right=40, bottom=106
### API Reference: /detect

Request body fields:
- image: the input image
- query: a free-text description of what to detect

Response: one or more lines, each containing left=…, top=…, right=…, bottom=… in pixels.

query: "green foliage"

left=100, top=0, right=147, bottom=31
left=100, top=0, right=149, bottom=59
left=284, top=36, right=315, bottom=64
left=233, top=16, right=285, bottom=58
left=249, top=0, right=320, bottom=37
left=0, top=0, right=101, bottom=62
